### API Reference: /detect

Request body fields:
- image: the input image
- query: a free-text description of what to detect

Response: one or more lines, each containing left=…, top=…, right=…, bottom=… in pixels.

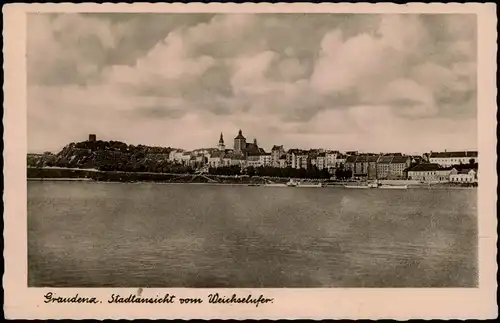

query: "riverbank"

left=27, top=167, right=291, bottom=185
left=27, top=167, right=477, bottom=188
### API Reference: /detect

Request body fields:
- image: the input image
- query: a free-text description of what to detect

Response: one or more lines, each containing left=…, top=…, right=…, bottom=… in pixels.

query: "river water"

left=28, top=181, right=477, bottom=287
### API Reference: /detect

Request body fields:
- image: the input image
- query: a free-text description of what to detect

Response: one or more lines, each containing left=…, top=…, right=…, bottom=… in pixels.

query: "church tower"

left=217, top=132, right=225, bottom=151
left=234, top=129, right=246, bottom=153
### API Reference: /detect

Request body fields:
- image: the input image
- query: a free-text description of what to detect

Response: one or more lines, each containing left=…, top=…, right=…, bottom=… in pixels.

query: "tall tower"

left=217, top=132, right=225, bottom=151
left=234, top=129, right=246, bottom=153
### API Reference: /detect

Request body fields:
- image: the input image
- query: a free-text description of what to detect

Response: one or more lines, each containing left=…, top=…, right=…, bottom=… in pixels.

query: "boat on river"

left=344, top=184, right=369, bottom=189
left=264, top=183, right=287, bottom=187
left=297, top=182, right=322, bottom=188
left=263, top=179, right=322, bottom=188
left=379, top=184, right=408, bottom=190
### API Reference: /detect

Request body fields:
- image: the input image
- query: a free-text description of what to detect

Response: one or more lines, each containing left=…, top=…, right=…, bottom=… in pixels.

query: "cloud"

left=231, top=50, right=277, bottom=94
left=27, top=13, right=477, bottom=153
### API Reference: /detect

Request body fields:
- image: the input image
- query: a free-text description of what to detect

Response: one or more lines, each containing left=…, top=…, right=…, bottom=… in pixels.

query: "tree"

left=335, top=168, right=352, bottom=180
left=246, top=166, right=255, bottom=177
left=319, top=168, right=330, bottom=179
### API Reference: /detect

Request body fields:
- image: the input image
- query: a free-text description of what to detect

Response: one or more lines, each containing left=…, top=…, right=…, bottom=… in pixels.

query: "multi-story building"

left=450, top=169, right=477, bottom=183
left=316, top=152, right=326, bottom=170
left=353, top=155, right=368, bottom=178
left=327, top=154, right=347, bottom=174
left=298, top=153, right=310, bottom=169
left=325, top=151, right=337, bottom=165
left=231, top=155, right=246, bottom=167
left=246, top=153, right=261, bottom=167
left=195, top=155, right=206, bottom=164
left=344, top=154, right=378, bottom=178
left=287, top=149, right=300, bottom=168
left=429, top=151, right=478, bottom=167
left=208, top=151, right=223, bottom=168
left=291, top=150, right=309, bottom=169
left=389, top=156, right=411, bottom=179
left=290, top=150, right=299, bottom=169
left=310, top=154, right=317, bottom=168
left=406, top=163, right=441, bottom=182
left=271, top=145, right=285, bottom=167
left=222, top=154, right=232, bottom=167
left=279, top=155, right=287, bottom=168
left=344, top=155, right=357, bottom=174
left=436, top=167, right=453, bottom=182
left=366, top=156, right=379, bottom=180
left=376, top=156, right=393, bottom=179
left=181, top=152, right=192, bottom=165
left=169, top=149, right=185, bottom=163
left=335, top=154, right=347, bottom=166
left=259, top=153, right=272, bottom=166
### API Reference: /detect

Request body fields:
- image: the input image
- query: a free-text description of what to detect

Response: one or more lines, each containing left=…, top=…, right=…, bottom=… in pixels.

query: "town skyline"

left=28, top=13, right=477, bottom=154
left=28, top=128, right=478, bottom=157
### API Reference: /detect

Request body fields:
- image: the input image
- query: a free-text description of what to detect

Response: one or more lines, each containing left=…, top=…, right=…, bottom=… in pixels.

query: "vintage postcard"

left=3, top=2, right=498, bottom=319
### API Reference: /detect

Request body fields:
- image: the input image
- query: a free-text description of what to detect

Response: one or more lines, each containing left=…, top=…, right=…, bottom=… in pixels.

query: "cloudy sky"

left=27, top=13, right=477, bottom=154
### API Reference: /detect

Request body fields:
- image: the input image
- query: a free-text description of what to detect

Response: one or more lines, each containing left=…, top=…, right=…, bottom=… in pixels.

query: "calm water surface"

left=28, top=181, right=477, bottom=287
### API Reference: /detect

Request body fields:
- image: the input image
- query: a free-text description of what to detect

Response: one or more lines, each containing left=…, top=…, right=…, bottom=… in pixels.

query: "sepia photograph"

left=3, top=2, right=497, bottom=320
left=26, top=11, right=481, bottom=288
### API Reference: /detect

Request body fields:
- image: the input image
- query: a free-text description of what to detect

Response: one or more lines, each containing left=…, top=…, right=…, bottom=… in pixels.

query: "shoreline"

left=27, top=167, right=477, bottom=189
left=27, top=178, right=477, bottom=189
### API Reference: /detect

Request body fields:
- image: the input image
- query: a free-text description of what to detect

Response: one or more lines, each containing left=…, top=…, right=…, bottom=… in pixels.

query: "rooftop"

left=377, top=156, right=393, bottom=164
left=244, top=142, right=261, bottom=154
left=391, top=156, right=411, bottom=164
left=356, top=156, right=367, bottom=162
left=430, top=151, right=478, bottom=158
left=345, top=155, right=357, bottom=163
left=209, top=151, right=223, bottom=158
left=408, top=163, right=441, bottom=172
left=234, top=129, right=246, bottom=140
